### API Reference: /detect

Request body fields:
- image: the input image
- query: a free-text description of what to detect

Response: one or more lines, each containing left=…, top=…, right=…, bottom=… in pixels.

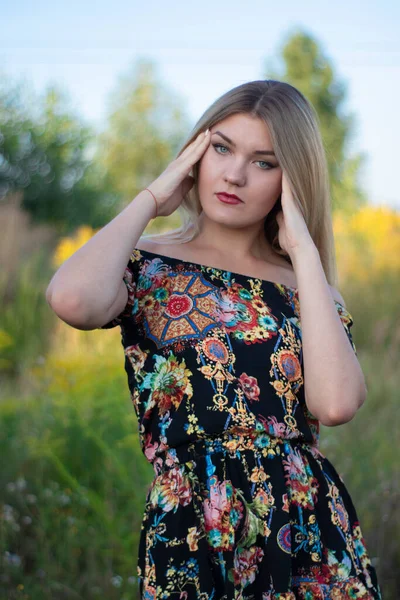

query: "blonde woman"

left=46, top=80, right=381, bottom=599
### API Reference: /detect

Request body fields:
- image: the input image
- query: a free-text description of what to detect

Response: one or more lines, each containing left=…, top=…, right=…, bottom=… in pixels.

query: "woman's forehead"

left=212, top=114, right=273, bottom=147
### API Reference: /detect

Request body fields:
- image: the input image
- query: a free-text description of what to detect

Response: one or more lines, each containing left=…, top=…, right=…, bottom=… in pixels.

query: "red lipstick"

left=216, top=192, right=243, bottom=205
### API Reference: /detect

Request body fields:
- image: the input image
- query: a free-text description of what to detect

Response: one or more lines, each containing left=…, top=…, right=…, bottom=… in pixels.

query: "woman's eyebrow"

left=212, top=130, right=276, bottom=156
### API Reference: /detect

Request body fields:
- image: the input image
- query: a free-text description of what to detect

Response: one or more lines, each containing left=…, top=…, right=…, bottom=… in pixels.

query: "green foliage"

left=95, top=57, right=192, bottom=214
left=263, top=29, right=368, bottom=214
left=0, top=248, right=55, bottom=379
left=320, top=347, right=400, bottom=597
left=0, top=353, right=154, bottom=599
left=0, top=61, right=191, bottom=234
left=0, top=73, right=115, bottom=233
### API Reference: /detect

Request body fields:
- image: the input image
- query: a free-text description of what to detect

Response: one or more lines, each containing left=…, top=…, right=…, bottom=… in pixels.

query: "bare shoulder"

left=136, top=237, right=164, bottom=254
left=279, top=257, right=346, bottom=306
left=135, top=238, right=346, bottom=307
left=135, top=238, right=196, bottom=259
left=328, top=284, right=346, bottom=307
left=268, top=259, right=346, bottom=306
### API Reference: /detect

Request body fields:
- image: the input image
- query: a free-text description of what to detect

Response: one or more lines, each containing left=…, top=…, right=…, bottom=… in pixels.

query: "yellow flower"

left=53, top=225, right=96, bottom=267
left=333, top=206, right=400, bottom=284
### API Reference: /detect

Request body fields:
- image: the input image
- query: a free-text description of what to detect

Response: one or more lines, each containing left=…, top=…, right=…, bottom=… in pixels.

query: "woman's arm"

left=46, top=129, right=212, bottom=330
left=46, top=190, right=155, bottom=330
left=292, top=243, right=367, bottom=427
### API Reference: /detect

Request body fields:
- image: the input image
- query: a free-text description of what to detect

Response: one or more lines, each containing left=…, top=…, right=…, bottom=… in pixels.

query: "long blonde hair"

left=143, top=79, right=339, bottom=287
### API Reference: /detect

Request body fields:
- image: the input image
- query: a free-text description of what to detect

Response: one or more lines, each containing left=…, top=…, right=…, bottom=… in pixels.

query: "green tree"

left=0, top=74, right=114, bottom=233
left=94, top=57, right=191, bottom=219
left=263, top=29, right=368, bottom=214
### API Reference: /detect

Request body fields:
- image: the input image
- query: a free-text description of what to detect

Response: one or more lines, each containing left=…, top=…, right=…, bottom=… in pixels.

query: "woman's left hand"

left=276, top=170, right=315, bottom=258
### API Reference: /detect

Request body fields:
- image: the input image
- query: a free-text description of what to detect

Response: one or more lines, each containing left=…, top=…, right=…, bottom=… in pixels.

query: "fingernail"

left=204, top=128, right=209, bottom=137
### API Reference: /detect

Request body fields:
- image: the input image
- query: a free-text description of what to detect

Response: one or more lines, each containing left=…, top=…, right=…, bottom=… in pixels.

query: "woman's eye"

left=257, top=160, right=274, bottom=170
left=212, top=143, right=274, bottom=170
left=213, top=143, right=229, bottom=154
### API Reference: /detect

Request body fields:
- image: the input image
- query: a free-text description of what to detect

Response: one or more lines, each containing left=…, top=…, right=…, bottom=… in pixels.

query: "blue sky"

left=2, top=0, right=399, bottom=209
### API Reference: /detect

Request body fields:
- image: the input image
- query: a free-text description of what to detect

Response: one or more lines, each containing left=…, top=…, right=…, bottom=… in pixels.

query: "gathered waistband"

left=150, top=429, right=319, bottom=478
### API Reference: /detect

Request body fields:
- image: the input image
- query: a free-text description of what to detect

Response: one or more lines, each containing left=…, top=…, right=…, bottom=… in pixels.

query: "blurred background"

left=1, top=1, right=399, bottom=598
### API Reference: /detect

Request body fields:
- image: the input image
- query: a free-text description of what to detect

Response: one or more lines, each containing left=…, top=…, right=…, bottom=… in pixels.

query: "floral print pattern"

left=100, top=248, right=381, bottom=599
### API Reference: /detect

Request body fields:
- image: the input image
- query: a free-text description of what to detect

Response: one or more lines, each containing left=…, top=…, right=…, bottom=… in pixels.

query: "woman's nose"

left=224, top=168, right=246, bottom=187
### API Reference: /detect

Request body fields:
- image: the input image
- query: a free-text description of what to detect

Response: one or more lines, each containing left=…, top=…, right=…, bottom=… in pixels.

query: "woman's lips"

left=216, top=193, right=242, bottom=205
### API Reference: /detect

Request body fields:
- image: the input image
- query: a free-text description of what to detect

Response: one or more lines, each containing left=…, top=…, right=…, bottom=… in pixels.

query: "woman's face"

left=197, top=113, right=282, bottom=228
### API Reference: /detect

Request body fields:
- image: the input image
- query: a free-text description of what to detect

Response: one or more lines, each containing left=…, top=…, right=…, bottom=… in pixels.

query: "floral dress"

left=100, top=247, right=381, bottom=600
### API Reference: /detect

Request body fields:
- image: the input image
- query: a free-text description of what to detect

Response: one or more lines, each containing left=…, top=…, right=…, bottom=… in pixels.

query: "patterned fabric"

left=100, top=247, right=381, bottom=599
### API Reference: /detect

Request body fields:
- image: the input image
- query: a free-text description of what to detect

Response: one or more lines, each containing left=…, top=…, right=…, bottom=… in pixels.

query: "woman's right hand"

left=145, top=129, right=211, bottom=217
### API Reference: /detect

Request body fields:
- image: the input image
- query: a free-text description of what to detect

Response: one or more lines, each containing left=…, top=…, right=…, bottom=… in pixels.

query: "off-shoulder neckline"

left=134, top=246, right=299, bottom=290
left=133, top=247, right=347, bottom=310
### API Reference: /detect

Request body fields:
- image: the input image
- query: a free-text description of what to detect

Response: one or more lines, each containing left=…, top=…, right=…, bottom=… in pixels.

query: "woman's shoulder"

left=135, top=238, right=198, bottom=263
left=134, top=238, right=345, bottom=306
left=135, top=238, right=296, bottom=286
left=135, top=238, right=162, bottom=254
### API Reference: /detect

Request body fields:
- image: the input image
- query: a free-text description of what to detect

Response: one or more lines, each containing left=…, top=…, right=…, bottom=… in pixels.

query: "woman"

left=46, top=80, right=381, bottom=599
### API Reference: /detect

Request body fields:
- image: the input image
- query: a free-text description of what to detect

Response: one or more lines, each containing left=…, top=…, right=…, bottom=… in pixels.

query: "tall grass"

left=0, top=249, right=55, bottom=381
left=1, top=329, right=154, bottom=599
left=320, top=342, right=400, bottom=596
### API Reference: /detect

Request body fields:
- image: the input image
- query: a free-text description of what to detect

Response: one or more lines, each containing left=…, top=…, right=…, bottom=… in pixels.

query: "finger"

left=179, top=131, right=207, bottom=159
left=174, top=140, right=197, bottom=165
left=178, top=133, right=210, bottom=168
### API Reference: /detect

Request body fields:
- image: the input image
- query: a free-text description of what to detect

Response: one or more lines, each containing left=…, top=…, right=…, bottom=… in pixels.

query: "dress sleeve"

left=335, top=301, right=357, bottom=356
left=98, top=254, right=138, bottom=329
